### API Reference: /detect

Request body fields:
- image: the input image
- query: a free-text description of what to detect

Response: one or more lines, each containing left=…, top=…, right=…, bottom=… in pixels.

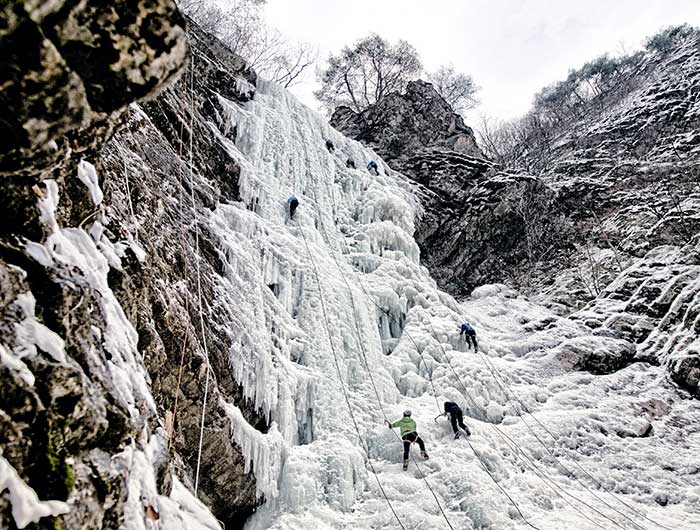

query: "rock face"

left=332, top=80, right=567, bottom=297
left=0, top=3, right=266, bottom=529
left=330, top=80, right=482, bottom=162
left=331, top=34, right=700, bottom=396
left=536, top=33, right=700, bottom=394
left=102, top=22, right=266, bottom=526
left=0, top=1, right=190, bottom=528
left=0, top=0, right=188, bottom=239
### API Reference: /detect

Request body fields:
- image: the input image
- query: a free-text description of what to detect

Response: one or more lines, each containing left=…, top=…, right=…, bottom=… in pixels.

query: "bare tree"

left=476, top=115, right=513, bottom=166
left=265, top=41, right=318, bottom=89
left=243, top=28, right=318, bottom=88
left=426, top=65, right=479, bottom=114
left=475, top=115, right=533, bottom=169
left=315, top=34, right=422, bottom=113
left=179, top=0, right=316, bottom=88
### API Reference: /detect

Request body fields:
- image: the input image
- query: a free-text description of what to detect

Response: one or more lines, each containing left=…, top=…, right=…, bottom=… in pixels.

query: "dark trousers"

left=463, top=331, right=478, bottom=351
left=402, top=432, right=426, bottom=460
left=289, top=201, right=298, bottom=218
left=449, top=411, right=469, bottom=434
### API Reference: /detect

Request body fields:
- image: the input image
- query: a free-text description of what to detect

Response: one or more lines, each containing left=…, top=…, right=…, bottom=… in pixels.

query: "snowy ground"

left=198, top=79, right=700, bottom=530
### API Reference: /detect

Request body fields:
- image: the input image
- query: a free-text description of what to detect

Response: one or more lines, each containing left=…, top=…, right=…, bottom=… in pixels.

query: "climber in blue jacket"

left=367, top=160, right=379, bottom=175
left=460, top=322, right=478, bottom=352
left=287, top=196, right=299, bottom=220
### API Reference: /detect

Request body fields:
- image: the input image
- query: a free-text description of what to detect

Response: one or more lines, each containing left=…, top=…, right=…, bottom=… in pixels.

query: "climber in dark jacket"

left=460, top=322, right=478, bottom=352
left=385, top=410, right=429, bottom=470
left=287, top=196, right=299, bottom=220
left=367, top=160, right=379, bottom=175
left=325, top=139, right=335, bottom=153
left=441, top=401, right=471, bottom=439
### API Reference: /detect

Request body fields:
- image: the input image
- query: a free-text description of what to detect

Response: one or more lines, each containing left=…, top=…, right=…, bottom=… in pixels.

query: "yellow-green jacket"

left=390, top=417, right=417, bottom=436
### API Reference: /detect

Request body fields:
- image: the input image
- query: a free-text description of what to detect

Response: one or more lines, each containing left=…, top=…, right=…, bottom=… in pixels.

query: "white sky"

left=263, top=0, right=700, bottom=122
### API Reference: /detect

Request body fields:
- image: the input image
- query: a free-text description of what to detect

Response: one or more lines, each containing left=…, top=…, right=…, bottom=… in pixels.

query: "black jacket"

left=444, top=401, right=461, bottom=414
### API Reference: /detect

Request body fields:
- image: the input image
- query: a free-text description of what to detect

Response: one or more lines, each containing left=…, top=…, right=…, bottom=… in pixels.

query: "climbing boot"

left=454, top=432, right=460, bottom=440
left=402, top=460, right=409, bottom=471
left=421, top=451, right=429, bottom=460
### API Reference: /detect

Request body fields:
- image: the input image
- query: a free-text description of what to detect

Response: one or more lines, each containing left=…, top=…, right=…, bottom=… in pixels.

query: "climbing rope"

left=119, top=143, right=140, bottom=245
left=294, top=219, right=408, bottom=530
left=307, top=198, right=457, bottom=530
left=162, top=40, right=212, bottom=495
left=493, top=428, right=610, bottom=530
left=324, top=222, right=442, bottom=409
left=426, top=319, right=646, bottom=530
left=167, top=72, right=193, bottom=450
left=472, top=342, right=673, bottom=530
left=306, top=200, right=544, bottom=530
left=185, top=47, right=213, bottom=496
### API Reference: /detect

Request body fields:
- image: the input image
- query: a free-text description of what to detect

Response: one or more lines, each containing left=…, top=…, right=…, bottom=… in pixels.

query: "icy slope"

left=200, top=78, right=700, bottom=529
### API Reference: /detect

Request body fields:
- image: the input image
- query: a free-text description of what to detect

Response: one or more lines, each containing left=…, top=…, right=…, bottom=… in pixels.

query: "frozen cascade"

left=190, top=78, right=700, bottom=530
left=220, top=400, right=285, bottom=499
left=5, top=56, right=697, bottom=529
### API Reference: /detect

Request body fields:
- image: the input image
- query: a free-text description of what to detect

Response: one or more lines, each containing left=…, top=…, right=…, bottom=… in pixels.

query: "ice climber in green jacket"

left=385, top=410, right=429, bottom=470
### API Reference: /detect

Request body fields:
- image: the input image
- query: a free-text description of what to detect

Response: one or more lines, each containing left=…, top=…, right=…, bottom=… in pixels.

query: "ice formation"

left=35, top=176, right=155, bottom=418
left=182, top=78, right=697, bottom=529
left=4, top=55, right=698, bottom=530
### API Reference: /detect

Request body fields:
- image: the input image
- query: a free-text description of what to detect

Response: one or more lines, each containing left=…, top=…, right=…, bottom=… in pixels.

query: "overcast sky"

left=263, top=0, right=700, bottom=122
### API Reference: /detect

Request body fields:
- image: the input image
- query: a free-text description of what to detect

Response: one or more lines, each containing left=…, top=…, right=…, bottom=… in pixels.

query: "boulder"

left=551, top=336, right=636, bottom=374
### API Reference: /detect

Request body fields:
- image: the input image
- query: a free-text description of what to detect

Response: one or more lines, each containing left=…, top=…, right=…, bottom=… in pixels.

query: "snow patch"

left=77, top=159, right=104, bottom=206
left=0, top=456, right=70, bottom=529
left=471, top=283, right=519, bottom=299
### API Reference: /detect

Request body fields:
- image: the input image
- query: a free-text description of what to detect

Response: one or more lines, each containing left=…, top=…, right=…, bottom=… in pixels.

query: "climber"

left=460, top=322, right=478, bottom=352
left=325, top=139, right=335, bottom=153
left=367, top=160, right=379, bottom=175
left=346, top=158, right=356, bottom=169
left=287, top=196, right=299, bottom=220
left=385, top=410, right=429, bottom=470
left=440, top=401, right=471, bottom=439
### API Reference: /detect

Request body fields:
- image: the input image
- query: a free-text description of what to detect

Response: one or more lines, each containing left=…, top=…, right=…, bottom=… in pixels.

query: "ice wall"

left=202, top=79, right=699, bottom=530
left=10, top=62, right=693, bottom=529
